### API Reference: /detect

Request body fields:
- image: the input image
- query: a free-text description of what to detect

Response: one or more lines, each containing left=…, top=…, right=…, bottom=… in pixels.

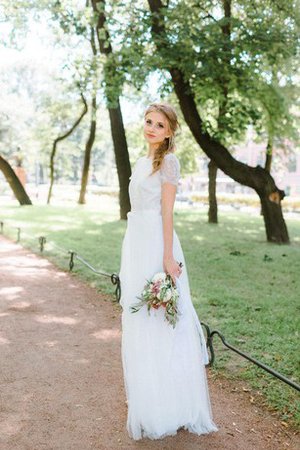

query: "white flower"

left=165, top=289, right=172, bottom=301
left=151, top=272, right=166, bottom=283
left=157, top=286, right=172, bottom=302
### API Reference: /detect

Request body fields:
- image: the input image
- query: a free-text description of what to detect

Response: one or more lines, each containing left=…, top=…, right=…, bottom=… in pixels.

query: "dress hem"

left=127, top=421, right=219, bottom=441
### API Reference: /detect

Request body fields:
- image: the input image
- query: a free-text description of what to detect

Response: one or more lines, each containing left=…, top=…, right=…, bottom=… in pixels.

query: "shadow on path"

left=0, top=236, right=298, bottom=450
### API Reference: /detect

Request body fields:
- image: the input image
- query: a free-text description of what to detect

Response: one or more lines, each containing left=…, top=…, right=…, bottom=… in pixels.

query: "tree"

left=209, top=0, right=232, bottom=224
left=106, top=0, right=296, bottom=241
left=78, top=25, right=98, bottom=204
left=91, top=0, right=131, bottom=219
left=145, top=0, right=300, bottom=243
left=0, top=155, right=32, bottom=205
left=47, top=92, right=88, bottom=204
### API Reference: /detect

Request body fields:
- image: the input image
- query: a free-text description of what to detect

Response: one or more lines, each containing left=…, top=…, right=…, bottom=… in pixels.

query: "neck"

left=147, top=143, right=159, bottom=159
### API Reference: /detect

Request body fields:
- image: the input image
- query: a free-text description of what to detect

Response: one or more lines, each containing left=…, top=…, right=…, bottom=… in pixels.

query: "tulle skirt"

left=119, top=209, right=219, bottom=440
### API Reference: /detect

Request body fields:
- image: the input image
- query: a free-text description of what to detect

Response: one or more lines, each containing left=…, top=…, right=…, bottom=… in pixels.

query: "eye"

left=158, top=123, right=164, bottom=128
left=146, top=119, right=152, bottom=124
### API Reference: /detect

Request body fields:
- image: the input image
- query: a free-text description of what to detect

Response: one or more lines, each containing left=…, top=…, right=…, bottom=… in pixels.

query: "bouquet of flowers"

left=130, top=269, right=182, bottom=328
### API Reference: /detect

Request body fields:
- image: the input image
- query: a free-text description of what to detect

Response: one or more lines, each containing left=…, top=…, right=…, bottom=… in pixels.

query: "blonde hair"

left=144, top=102, right=180, bottom=175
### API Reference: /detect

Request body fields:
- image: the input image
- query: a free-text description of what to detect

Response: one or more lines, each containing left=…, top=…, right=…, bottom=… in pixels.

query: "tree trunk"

left=258, top=133, right=274, bottom=216
left=208, top=160, right=218, bottom=223
left=78, top=25, right=98, bottom=205
left=78, top=96, right=97, bottom=204
left=208, top=0, right=231, bottom=224
left=171, top=75, right=289, bottom=243
left=0, top=155, right=32, bottom=205
left=259, top=189, right=289, bottom=243
left=265, top=133, right=273, bottom=173
left=107, top=104, right=132, bottom=219
left=47, top=93, right=88, bottom=204
left=91, top=0, right=131, bottom=220
left=147, top=0, right=289, bottom=243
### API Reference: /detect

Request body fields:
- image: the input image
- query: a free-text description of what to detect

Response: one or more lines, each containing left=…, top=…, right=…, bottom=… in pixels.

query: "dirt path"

left=0, top=235, right=298, bottom=450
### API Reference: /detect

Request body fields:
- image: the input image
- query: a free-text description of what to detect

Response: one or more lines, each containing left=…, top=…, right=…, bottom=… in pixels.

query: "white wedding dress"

left=118, top=153, right=219, bottom=440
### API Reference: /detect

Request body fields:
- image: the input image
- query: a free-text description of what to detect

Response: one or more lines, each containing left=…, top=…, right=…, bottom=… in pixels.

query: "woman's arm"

left=162, top=183, right=176, bottom=259
left=160, top=153, right=182, bottom=283
left=161, top=183, right=182, bottom=283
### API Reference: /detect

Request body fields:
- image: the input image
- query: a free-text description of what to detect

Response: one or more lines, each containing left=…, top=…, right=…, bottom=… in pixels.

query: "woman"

left=119, top=102, right=219, bottom=440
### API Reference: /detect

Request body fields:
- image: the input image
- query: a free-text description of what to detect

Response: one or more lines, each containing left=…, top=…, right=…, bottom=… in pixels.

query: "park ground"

left=1, top=201, right=300, bottom=424
left=0, top=234, right=299, bottom=450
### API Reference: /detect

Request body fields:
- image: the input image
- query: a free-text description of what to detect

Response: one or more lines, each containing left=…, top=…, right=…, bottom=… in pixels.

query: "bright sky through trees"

left=0, top=14, right=162, bottom=125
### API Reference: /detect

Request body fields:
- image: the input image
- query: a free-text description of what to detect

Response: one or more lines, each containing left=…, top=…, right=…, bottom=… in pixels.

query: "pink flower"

left=151, top=280, right=161, bottom=295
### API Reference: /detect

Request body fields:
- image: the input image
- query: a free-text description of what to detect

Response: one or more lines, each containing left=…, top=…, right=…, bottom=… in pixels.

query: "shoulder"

left=163, top=152, right=180, bottom=163
left=161, top=152, right=180, bottom=169
left=160, top=152, right=181, bottom=185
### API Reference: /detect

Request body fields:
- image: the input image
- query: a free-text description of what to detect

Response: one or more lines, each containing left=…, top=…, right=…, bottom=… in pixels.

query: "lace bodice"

left=128, top=153, right=181, bottom=213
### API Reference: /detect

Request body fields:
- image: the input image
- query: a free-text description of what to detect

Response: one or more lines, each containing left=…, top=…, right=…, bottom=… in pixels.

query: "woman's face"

left=143, top=111, right=170, bottom=147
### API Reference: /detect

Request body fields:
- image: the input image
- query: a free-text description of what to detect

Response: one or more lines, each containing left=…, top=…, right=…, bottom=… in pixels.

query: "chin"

left=145, top=137, right=157, bottom=144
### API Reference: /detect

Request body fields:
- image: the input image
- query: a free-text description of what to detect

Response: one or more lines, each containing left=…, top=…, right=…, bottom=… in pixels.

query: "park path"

left=0, top=235, right=298, bottom=450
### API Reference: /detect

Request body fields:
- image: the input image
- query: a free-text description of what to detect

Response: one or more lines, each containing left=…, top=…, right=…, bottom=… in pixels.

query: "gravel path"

left=0, top=235, right=298, bottom=450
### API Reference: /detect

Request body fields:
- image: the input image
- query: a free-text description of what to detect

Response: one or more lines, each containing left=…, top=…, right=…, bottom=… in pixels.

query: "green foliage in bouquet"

left=130, top=272, right=181, bottom=328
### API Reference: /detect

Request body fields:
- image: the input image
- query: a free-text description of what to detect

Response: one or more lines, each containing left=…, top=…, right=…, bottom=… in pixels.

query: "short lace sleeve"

left=160, top=153, right=181, bottom=187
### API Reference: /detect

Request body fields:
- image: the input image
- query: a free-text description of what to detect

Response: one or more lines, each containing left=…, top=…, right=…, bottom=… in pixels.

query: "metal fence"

left=1, top=220, right=299, bottom=393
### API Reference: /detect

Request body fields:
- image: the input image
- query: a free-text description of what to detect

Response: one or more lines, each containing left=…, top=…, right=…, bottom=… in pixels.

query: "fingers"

left=172, top=263, right=183, bottom=283
left=166, top=261, right=183, bottom=284
left=176, top=261, right=183, bottom=276
left=168, top=272, right=178, bottom=285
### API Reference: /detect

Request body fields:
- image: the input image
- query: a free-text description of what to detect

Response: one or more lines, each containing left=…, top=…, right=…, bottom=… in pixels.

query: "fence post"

left=39, top=236, right=46, bottom=252
left=69, top=251, right=76, bottom=271
left=111, top=273, right=121, bottom=302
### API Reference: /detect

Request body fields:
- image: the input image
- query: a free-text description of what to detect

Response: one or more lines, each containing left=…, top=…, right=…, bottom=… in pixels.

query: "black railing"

left=202, top=323, right=300, bottom=391
left=0, top=221, right=121, bottom=301
left=68, top=250, right=120, bottom=301
left=1, top=220, right=299, bottom=393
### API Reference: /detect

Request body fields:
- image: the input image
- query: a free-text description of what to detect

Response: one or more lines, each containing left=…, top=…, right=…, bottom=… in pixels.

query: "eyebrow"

left=146, top=118, right=166, bottom=126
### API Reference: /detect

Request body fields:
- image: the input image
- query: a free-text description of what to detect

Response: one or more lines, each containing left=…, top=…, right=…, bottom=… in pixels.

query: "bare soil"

left=0, top=235, right=299, bottom=450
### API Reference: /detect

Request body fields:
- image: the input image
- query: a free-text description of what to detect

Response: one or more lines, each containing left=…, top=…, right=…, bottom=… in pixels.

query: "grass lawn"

left=1, top=202, right=300, bottom=427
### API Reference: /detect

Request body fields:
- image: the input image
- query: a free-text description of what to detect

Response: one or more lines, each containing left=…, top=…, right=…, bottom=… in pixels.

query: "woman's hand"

left=163, top=257, right=183, bottom=284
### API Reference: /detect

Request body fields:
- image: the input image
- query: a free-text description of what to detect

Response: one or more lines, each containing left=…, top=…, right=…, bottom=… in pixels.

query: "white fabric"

left=160, top=152, right=181, bottom=186
left=119, top=154, right=219, bottom=440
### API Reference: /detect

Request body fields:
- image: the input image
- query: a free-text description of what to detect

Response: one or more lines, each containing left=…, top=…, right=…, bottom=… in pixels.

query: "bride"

left=118, top=102, right=219, bottom=440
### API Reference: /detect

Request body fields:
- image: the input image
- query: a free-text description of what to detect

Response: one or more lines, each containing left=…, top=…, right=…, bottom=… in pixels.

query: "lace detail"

left=160, top=153, right=181, bottom=186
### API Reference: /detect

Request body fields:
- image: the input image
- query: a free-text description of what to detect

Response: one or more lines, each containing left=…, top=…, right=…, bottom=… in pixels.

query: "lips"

left=147, top=133, right=156, bottom=138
